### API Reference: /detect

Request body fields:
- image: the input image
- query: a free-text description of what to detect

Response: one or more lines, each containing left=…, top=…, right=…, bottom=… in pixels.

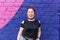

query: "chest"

left=24, top=21, right=39, bottom=29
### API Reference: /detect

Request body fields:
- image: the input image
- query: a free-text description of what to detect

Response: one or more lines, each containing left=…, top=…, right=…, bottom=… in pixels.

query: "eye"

left=31, top=11, right=34, bottom=13
left=28, top=11, right=30, bottom=13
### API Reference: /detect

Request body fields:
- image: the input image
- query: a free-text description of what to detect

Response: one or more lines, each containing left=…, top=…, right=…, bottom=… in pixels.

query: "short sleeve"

left=38, top=20, right=41, bottom=27
left=20, top=20, right=25, bottom=28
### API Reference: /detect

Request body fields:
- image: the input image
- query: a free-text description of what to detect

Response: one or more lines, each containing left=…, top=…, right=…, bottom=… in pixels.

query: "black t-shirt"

left=20, top=19, right=41, bottom=39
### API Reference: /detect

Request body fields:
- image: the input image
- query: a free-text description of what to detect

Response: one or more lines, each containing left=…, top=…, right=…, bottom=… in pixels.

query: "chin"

left=28, top=18, right=34, bottom=19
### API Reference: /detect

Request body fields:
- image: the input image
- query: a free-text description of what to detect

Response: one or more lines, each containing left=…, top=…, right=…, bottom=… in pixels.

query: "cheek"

left=31, top=14, right=34, bottom=17
left=31, top=13, right=35, bottom=16
left=28, top=14, right=34, bottom=17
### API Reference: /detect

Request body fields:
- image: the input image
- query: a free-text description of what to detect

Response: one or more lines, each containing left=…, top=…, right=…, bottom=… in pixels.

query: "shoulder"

left=21, top=19, right=27, bottom=24
left=21, top=20, right=25, bottom=24
left=38, top=20, right=40, bottom=23
left=35, top=19, right=40, bottom=23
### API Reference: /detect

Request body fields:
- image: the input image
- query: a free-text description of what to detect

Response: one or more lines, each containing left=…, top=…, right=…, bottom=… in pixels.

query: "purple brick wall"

left=0, top=0, right=59, bottom=40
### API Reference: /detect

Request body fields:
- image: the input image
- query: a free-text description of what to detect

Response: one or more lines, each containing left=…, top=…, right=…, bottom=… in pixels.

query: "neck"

left=28, top=18, right=35, bottom=21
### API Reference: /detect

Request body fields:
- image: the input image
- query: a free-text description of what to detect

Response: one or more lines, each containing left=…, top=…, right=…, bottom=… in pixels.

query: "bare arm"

left=38, top=27, right=41, bottom=40
left=17, top=27, right=24, bottom=40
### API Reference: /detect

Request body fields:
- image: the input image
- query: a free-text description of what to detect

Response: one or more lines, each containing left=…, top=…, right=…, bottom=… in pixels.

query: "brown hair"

left=27, top=6, right=35, bottom=12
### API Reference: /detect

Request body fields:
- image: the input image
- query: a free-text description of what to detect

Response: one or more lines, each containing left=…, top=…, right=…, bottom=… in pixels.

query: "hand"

left=36, top=38, right=40, bottom=40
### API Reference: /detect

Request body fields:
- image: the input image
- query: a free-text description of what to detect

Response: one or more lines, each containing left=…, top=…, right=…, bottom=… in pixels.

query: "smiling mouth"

left=29, top=15, right=33, bottom=17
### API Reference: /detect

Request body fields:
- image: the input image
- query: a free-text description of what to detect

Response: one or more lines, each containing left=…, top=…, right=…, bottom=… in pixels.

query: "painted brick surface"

left=0, top=0, right=59, bottom=40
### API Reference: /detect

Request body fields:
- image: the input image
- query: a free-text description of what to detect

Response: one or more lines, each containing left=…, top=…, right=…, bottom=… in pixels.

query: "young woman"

left=17, top=6, right=41, bottom=40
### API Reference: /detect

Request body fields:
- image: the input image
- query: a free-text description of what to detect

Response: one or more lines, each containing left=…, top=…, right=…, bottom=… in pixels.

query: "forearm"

left=17, top=27, right=24, bottom=40
left=17, top=35, right=20, bottom=40
left=38, top=27, right=41, bottom=39
left=38, top=31, right=41, bottom=39
left=17, top=32, right=22, bottom=40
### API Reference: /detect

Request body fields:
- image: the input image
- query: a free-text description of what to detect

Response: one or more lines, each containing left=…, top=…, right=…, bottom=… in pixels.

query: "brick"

left=0, top=19, right=5, bottom=24
left=32, top=0, right=42, bottom=3
left=5, top=11, right=12, bottom=16
left=42, top=0, right=53, bottom=3
left=48, top=4, right=57, bottom=11
left=6, top=0, right=15, bottom=2
left=16, top=0, right=24, bottom=3
left=16, top=10, right=22, bottom=15
left=20, top=7, right=27, bottom=11
left=23, top=0, right=32, bottom=3
left=0, top=0, right=5, bottom=2
left=13, top=3, right=21, bottom=7
left=56, top=13, right=60, bottom=16
left=35, top=4, right=49, bottom=8
left=6, top=7, right=13, bottom=11
left=0, top=12, right=11, bottom=19
left=53, top=0, right=60, bottom=3
left=21, top=3, right=31, bottom=7
left=0, top=7, right=6, bottom=12
left=0, top=3, right=4, bottom=6
left=4, top=2, right=14, bottom=7
left=12, top=6, right=19, bottom=11
left=44, top=11, right=55, bottom=16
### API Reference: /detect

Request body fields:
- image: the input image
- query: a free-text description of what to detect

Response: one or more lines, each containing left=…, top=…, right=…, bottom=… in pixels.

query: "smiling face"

left=27, top=8, right=35, bottom=19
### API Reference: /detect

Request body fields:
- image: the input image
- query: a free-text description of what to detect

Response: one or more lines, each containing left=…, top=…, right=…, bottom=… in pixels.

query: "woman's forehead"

left=27, top=9, right=34, bottom=11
